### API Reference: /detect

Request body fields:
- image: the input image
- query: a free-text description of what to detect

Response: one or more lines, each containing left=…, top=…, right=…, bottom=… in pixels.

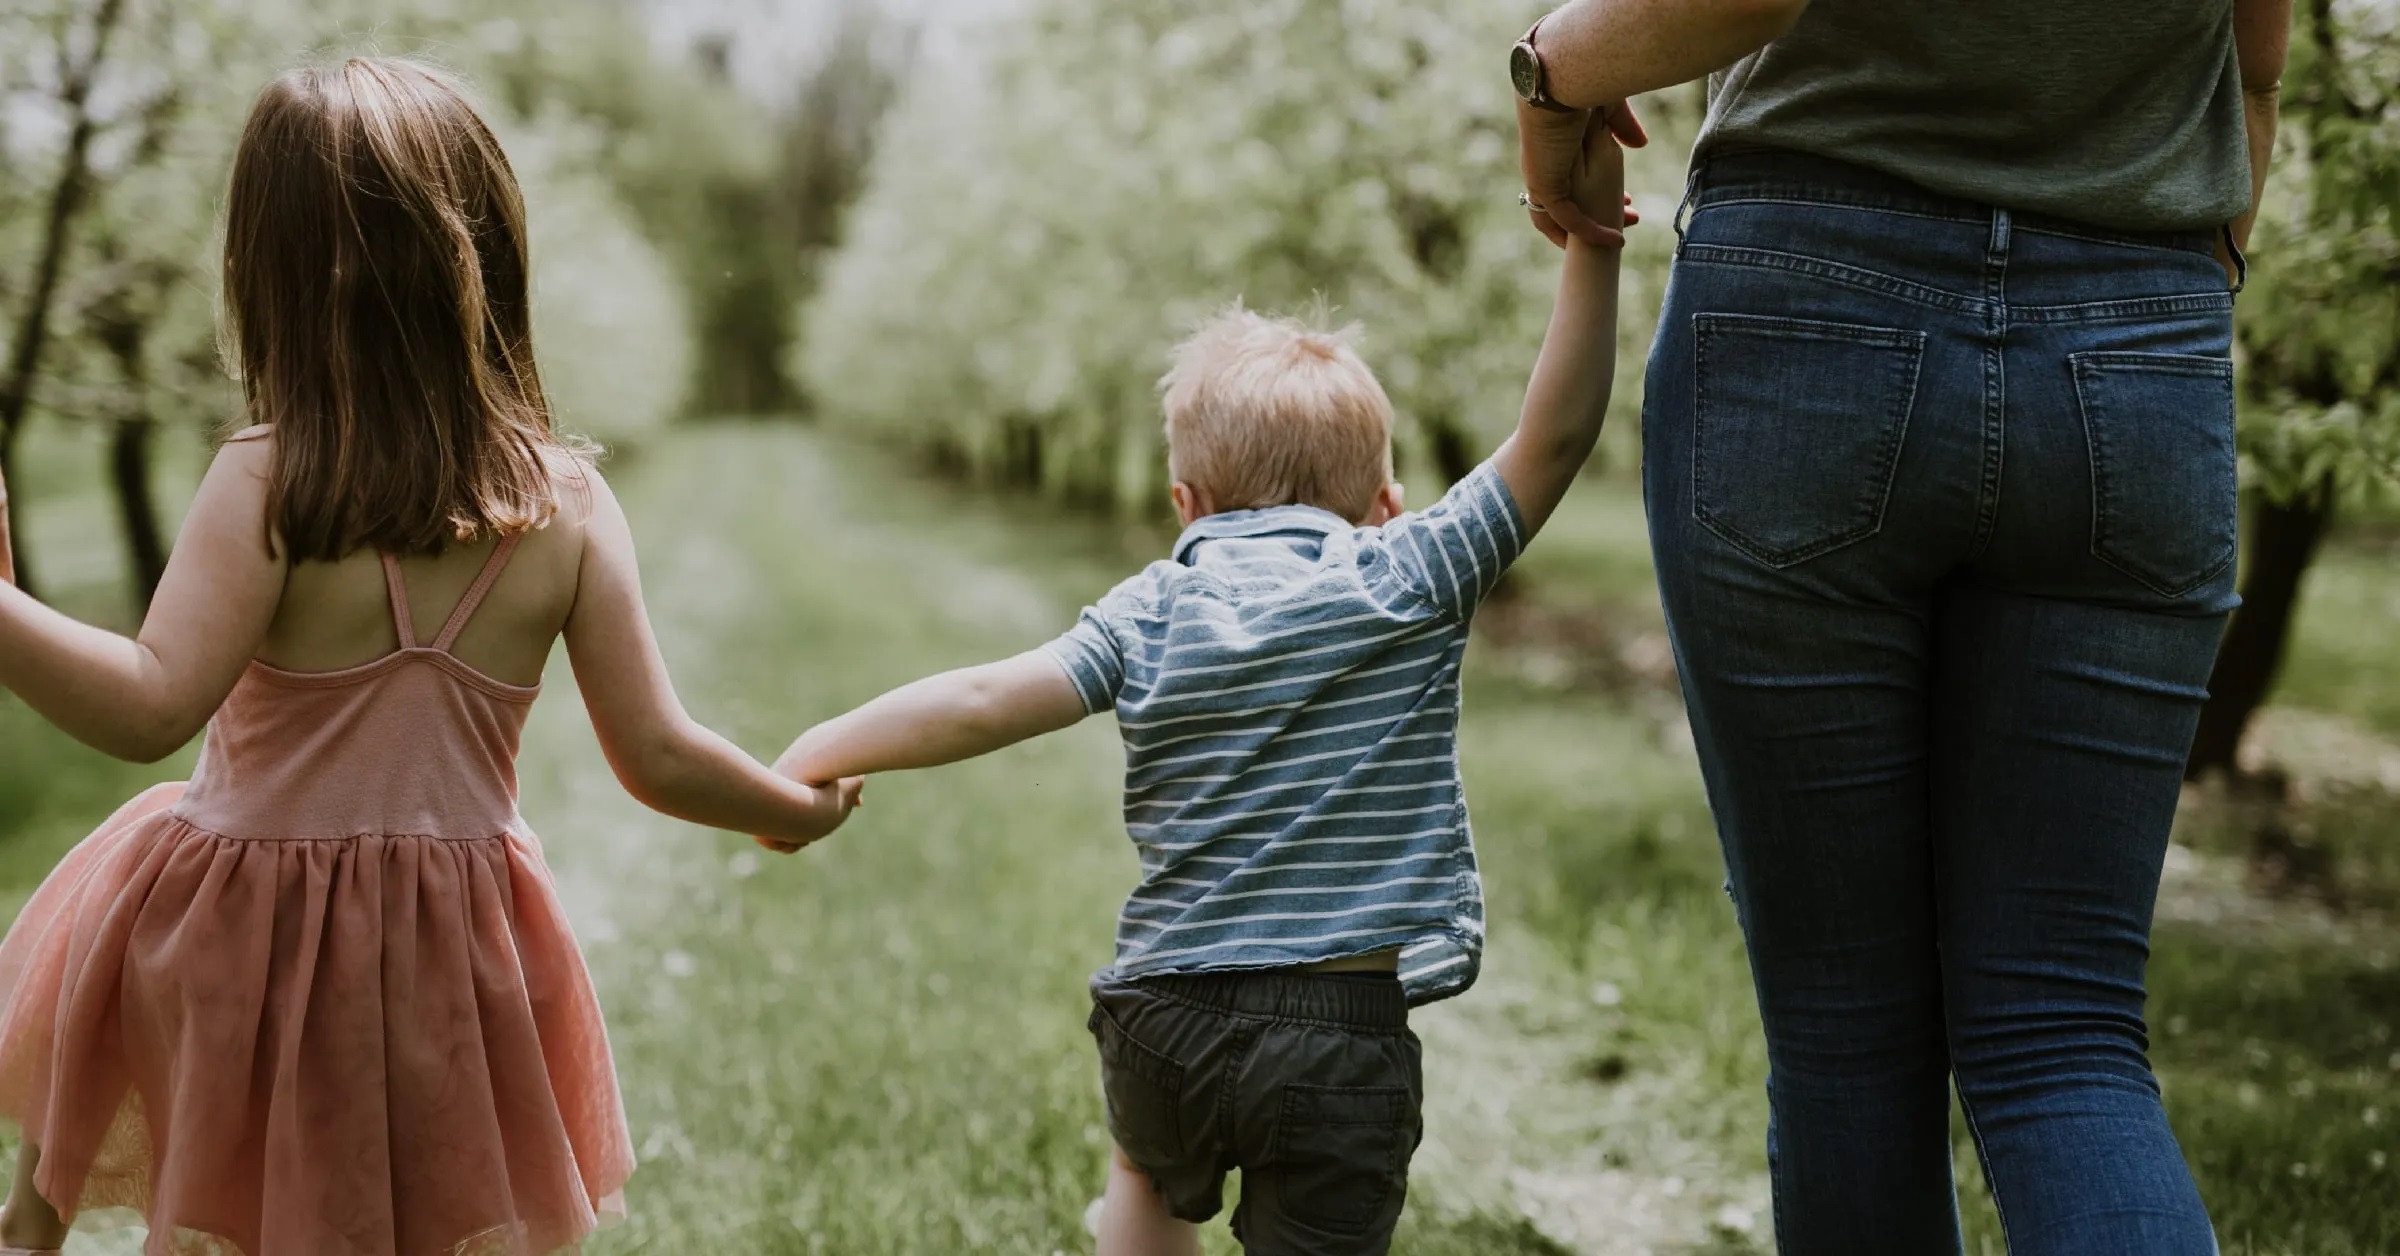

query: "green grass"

left=2277, top=530, right=2400, bottom=739
left=1, top=423, right=2395, bottom=1253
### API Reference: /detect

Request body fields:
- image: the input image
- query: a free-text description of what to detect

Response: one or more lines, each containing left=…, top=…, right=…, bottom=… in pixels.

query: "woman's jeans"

left=1643, top=150, right=2235, bottom=1254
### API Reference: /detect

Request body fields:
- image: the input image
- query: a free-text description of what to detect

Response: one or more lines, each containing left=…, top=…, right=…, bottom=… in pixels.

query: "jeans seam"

left=2013, top=293, right=2236, bottom=324
left=1955, top=1082, right=2017, bottom=1245
left=1679, top=243, right=1979, bottom=314
left=2013, top=222, right=2213, bottom=256
left=1692, top=193, right=1988, bottom=228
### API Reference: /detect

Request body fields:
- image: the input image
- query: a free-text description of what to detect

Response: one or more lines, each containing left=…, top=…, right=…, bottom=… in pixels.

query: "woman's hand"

left=1521, top=99, right=1647, bottom=249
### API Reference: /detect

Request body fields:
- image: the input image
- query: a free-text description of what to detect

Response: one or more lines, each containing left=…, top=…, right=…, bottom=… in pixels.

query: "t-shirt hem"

left=1106, top=925, right=1482, bottom=1008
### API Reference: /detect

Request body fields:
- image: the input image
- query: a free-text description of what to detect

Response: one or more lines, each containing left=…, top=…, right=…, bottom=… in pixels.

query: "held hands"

left=753, top=774, right=864, bottom=855
left=1519, top=97, right=1645, bottom=249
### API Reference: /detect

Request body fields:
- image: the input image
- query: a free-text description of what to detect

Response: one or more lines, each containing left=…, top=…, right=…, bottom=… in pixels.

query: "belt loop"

left=2221, top=223, right=2249, bottom=295
left=1672, top=161, right=1702, bottom=240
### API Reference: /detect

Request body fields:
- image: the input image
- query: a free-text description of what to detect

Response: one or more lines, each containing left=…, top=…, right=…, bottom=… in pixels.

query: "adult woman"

left=1511, top=1, right=2288, bottom=1252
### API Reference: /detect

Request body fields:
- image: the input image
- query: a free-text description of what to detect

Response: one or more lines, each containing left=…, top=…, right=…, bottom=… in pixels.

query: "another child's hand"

left=753, top=776, right=864, bottom=855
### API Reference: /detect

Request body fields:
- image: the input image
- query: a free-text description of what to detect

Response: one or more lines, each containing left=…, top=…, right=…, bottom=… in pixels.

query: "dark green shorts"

left=1087, top=969, right=1424, bottom=1254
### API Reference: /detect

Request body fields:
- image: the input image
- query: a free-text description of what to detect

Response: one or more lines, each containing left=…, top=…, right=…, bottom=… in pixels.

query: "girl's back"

left=0, top=56, right=857, bottom=1256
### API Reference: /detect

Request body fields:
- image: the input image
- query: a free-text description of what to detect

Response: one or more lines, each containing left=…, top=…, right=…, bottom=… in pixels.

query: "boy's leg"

left=1096, top=1143, right=1200, bottom=1256
left=1, top=1143, right=69, bottom=1251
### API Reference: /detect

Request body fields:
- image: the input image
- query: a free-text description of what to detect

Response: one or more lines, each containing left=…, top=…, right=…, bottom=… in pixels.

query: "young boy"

left=774, top=123, right=1628, bottom=1254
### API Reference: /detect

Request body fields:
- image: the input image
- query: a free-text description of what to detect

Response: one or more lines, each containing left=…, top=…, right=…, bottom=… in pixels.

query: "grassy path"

left=2, top=424, right=2394, bottom=1253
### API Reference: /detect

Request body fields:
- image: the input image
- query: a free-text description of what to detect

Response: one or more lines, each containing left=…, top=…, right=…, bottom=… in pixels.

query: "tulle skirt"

left=0, top=784, right=634, bottom=1255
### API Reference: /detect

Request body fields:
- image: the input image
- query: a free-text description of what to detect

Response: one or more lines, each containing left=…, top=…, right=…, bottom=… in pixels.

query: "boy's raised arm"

left=1491, top=114, right=1628, bottom=536
left=776, top=650, right=1090, bottom=784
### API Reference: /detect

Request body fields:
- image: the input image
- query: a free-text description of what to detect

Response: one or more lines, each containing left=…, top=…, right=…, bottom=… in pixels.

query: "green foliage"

left=802, top=0, right=1685, bottom=512
left=0, top=0, right=699, bottom=457
left=510, top=112, right=695, bottom=447
left=2235, top=0, right=2400, bottom=506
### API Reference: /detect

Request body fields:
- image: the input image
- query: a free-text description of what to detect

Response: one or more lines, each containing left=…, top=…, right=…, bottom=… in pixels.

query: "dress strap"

left=380, top=553, right=418, bottom=649
left=430, top=531, right=523, bottom=654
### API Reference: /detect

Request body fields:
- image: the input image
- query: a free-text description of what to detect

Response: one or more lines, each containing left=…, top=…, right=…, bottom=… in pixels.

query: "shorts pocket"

left=1692, top=312, right=1926, bottom=567
left=2071, top=350, right=2239, bottom=596
left=1089, top=1001, right=1188, bottom=1166
left=1267, top=1084, right=1418, bottom=1234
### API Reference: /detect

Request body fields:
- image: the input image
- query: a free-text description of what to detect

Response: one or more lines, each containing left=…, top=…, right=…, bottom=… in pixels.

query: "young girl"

left=0, top=58, right=857, bottom=1256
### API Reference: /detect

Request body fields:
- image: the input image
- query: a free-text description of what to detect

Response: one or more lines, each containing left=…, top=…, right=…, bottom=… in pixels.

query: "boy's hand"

left=1566, top=107, right=1633, bottom=239
left=753, top=776, right=864, bottom=854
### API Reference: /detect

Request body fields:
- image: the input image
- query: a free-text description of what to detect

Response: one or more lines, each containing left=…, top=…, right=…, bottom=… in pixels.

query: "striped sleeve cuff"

left=1042, top=609, right=1123, bottom=715
left=1384, top=460, right=1529, bottom=617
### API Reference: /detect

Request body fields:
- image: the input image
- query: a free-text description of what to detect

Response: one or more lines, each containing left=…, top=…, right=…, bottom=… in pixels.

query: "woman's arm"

left=0, top=439, right=285, bottom=762
left=562, top=469, right=858, bottom=847
left=1518, top=0, right=1809, bottom=247
left=2229, top=0, right=2292, bottom=254
left=774, top=650, right=1089, bottom=784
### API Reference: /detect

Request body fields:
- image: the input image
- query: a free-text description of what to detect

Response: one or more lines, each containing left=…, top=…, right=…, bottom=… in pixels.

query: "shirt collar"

left=1171, top=503, right=1352, bottom=565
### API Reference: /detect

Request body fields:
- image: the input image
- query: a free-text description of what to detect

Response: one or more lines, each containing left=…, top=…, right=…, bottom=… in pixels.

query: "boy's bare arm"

left=1493, top=117, right=1626, bottom=536
left=776, top=650, right=1090, bottom=783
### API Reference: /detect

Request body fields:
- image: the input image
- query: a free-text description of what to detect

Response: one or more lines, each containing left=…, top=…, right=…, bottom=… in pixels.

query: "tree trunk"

left=0, top=0, right=134, bottom=603
left=110, top=415, right=168, bottom=613
left=2186, top=485, right=2338, bottom=780
left=0, top=428, right=31, bottom=596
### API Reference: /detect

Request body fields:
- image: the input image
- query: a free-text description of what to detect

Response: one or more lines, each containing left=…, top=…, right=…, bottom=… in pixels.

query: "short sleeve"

left=1374, top=460, right=1528, bottom=618
left=1043, top=605, right=1127, bottom=715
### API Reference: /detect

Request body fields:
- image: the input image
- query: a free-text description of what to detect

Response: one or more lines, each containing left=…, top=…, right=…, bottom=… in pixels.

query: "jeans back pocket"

left=1692, top=313, right=1926, bottom=568
left=2070, top=350, right=2238, bottom=597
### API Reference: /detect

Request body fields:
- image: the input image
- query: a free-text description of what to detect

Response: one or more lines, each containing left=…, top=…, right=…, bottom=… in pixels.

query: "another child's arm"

left=1492, top=113, right=1628, bottom=537
left=774, top=650, right=1088, bottom=784
left=0, top=438, right=286, bottom=762
left=563, top=469, right=859, bottom=848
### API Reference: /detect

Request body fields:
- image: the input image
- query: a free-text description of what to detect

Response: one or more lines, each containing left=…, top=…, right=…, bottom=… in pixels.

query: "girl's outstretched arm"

left=562, top=468, right=858, bottom=848
left=774, top=650, right=1089, bottom=784
left=0, top=437, right=286, bottom=762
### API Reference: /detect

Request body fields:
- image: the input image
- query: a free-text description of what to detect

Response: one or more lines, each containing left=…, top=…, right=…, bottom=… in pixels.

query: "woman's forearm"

left=1538, top=0, right=1809, bottom=109
left=2232, top=86, right=2280, bottom=250
left=2229, top=0, right=2292, bottom=250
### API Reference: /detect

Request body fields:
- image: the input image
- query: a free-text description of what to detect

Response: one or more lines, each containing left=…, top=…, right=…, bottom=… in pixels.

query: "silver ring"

left=1517, top=191, right=1545, bottom=212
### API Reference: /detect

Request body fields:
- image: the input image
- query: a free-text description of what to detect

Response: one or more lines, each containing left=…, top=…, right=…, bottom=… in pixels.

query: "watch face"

left=1509, top=42, right=1541, bottom=103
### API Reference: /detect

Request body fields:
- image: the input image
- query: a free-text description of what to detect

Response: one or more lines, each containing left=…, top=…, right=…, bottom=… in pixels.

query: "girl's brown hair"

left=222, top=57, right=574, bottom=561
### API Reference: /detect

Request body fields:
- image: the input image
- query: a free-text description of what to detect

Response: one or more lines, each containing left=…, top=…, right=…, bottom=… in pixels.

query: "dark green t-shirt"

left=1696, top=0, right=2251, bottom=233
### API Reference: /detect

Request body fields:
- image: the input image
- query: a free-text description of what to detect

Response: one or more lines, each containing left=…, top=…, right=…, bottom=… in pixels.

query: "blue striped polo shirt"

left=1043, top=461, right=1525, bottom=1005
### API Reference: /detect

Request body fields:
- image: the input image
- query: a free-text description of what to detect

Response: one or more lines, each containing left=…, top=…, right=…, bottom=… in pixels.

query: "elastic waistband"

left=1689, top=148, right=2220, bottom=258
left=1112, top=968, right=1409, bottom=1029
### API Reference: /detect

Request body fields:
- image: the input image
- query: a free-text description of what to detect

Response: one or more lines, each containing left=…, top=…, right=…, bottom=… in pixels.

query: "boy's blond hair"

left=1160, top=304, right=1395, bottom=523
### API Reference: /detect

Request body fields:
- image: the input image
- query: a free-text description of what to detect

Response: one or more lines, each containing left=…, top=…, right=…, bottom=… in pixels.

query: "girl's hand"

left=754, top=776, right=865, bottom=854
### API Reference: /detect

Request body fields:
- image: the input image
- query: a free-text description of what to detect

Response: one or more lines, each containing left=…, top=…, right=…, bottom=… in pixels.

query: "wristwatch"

left=1509, top=17, right=1577, bottom=113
